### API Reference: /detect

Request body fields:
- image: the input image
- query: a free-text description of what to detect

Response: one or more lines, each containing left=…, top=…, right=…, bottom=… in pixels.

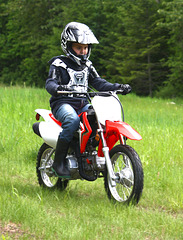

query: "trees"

left=158, top=0, right=183, bottom=97
left=0, top=0, right=183, bottom=97
left=102, top=0, right=169, bottom=96
left=0, top=0, right=54, bottom=86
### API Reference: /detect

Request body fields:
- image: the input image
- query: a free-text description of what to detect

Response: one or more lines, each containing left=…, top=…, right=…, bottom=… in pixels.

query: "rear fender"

left=35, top=109, right=52, bottom=122
left=38, top=121, right=61, bottom=149
left=34, top=109, right=62, bottom=148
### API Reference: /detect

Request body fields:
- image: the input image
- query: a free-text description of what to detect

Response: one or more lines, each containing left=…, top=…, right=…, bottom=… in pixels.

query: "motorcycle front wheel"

left=36, top=143, right=69, bottom=190
left=104, top=145, right=144, bottom=205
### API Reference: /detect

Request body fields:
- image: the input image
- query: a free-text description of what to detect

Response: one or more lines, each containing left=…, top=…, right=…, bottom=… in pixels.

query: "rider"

left=45, top=22, right=131, bottom=178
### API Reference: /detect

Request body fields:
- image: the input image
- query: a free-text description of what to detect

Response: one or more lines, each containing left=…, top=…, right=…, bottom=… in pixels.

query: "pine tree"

left=158, top=0, right=183, bottom=97
left=106, top=0, right=169, bottom=96
left=0, top=0, right=56, bottom=86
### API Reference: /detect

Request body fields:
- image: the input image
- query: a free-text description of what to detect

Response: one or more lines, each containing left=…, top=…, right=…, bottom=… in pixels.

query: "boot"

left=51, top=138, right=71, bottom=178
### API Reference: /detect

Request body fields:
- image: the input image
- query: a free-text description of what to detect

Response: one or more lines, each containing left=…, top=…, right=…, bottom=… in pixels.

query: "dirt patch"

left=0, top=221, right=35, bottom=239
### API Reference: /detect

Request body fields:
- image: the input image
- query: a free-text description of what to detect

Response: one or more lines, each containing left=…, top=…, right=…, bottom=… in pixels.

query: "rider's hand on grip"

left=57, top=86, right=73, bottom=95
left=119, top=84, right=132, bottom=95
left=57, top=85, right=68, bottom=91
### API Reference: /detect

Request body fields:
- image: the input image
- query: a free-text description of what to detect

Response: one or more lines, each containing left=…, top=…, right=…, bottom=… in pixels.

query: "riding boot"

left=51, top=138, right=71, bottom=178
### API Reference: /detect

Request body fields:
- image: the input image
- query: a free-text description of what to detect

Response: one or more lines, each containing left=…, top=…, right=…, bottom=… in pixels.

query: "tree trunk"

left=147, top=52, right=152, bottom=97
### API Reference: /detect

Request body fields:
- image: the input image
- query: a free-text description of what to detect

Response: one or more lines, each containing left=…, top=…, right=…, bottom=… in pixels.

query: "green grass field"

left=0, top=86, right=182, bottom=239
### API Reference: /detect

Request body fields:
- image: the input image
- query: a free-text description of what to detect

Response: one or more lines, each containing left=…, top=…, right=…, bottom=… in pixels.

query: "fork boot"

left=51, top=138, right=71, bottom=178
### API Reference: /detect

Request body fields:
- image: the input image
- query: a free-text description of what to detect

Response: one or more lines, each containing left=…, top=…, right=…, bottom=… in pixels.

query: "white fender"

left=39, top=122, right=61, bottom=148
left=35, top=109, right=62, bottom=148
left=35, top=109, right=52, bottom=122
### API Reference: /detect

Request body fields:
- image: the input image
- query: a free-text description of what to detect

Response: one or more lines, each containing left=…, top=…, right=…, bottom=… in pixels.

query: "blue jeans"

left=55, top=103, right=91, bottom=142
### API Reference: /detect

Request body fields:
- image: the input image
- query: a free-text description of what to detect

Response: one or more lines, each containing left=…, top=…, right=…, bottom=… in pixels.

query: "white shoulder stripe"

left=86, top=60, right=92, bottom=67
left=52, top=59, right=67, bottom=69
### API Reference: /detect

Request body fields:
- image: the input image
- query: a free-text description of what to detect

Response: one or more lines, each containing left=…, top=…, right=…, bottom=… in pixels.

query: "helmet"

left=61, top=22, right=99, bottom=65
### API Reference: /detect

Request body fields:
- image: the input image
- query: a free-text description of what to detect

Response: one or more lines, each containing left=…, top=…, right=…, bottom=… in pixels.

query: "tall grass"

left=0, top=86, right=182, bottom=239
left=122, top=95, right=183, bottom=211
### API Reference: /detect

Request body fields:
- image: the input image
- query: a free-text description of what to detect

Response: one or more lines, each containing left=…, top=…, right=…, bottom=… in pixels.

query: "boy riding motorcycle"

left=45, top=22, right=131, bottom=178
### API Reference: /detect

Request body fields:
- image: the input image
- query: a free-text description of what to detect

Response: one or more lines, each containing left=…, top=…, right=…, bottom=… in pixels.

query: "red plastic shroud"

left=79, top=112, right=92, bottom=153
left=48, top=113, right=142, bottom=156
left=49, top=113, right=62, bottom=126
left=49, top=112, right=92, bottom=153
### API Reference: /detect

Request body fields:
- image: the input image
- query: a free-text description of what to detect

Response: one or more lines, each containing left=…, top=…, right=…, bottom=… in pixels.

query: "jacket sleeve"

left=88, top=65, right=121, bottom=91
left=45, top=65, right=60, bottom=96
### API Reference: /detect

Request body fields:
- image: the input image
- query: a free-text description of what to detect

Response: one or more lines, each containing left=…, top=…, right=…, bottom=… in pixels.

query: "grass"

left=0, top=86, right=182, bottom=239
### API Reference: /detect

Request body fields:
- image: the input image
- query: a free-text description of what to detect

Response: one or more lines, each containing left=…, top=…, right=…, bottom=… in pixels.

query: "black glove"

left=119, top=84, right=132, bottom=95
left=57, top=85, right=68, bottom=91
left=53, top=86, right=68, bottom=96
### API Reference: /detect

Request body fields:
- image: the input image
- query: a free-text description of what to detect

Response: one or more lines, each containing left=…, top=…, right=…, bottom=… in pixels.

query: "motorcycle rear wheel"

left=36, top=143, right=69, bottom=190
left=104, top=144, right=143, bottom=205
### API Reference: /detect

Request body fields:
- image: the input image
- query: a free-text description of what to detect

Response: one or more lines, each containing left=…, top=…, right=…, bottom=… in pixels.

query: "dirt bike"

left=32, top=90, right=144, bottom=205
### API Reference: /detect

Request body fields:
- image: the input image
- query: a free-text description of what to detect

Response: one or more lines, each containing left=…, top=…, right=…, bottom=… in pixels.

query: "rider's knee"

left=67, top=113, right=80, bottom=128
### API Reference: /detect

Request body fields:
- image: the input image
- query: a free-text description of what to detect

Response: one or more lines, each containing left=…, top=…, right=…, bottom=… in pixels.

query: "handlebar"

left=57, top=90, right=126, bottom=97
left=57, top=89, right=126, bottom=122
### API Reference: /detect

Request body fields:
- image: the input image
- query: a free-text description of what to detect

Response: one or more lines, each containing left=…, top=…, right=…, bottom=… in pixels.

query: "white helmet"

left=61, top=22, right=99, bottom=65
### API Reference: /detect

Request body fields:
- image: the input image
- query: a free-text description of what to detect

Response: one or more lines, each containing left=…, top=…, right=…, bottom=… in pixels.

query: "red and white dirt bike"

left=33, top=90, right=144, bottom=205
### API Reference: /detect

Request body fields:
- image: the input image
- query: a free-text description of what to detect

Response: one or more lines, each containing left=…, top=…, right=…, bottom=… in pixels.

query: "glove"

left=53, top=85, right=68, bottom=96
left=119, top=84, right=132, bottom=95
left=57, top=85, right=67, bottom=91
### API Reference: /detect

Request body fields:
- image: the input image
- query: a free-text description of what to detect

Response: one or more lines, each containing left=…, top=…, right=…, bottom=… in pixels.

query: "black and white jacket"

left=46, top=55, right=120, bottom=116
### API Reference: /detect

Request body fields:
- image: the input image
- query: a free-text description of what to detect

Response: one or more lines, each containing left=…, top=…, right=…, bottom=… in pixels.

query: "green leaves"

left=0, top=0, right=183, bottom=97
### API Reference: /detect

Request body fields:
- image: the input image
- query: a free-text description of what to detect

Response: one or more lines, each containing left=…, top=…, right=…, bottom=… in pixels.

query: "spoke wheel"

left=104, top=145, right=143, bottom=205
left=36, top=143, right=69, bottom=190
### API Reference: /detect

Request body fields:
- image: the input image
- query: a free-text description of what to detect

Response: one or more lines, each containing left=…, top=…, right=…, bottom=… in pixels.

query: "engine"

left=66, top=152, right=106, bottom=180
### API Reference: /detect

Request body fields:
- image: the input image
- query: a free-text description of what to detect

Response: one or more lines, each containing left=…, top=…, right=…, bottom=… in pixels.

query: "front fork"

left=98, top=126, right=118, bottom=187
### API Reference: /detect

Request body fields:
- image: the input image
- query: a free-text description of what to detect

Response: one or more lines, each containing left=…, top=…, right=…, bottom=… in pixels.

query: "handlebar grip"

left=116, top=90, right=131, bottom=95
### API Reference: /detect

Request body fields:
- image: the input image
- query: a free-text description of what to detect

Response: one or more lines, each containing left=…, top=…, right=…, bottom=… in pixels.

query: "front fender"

left=106, top=120, right=142, bottom=141
left=97, top=120, right=142, bottom=157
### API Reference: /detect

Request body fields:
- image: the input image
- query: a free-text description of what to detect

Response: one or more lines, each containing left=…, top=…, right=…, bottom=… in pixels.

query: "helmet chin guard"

left=61, top=22, right=99, bottom=65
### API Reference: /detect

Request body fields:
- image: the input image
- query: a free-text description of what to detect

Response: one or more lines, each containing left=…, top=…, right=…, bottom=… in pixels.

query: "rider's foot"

left=51, top=165, right=71, bottom=179
left=52, top=138, right=71, bottom=179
